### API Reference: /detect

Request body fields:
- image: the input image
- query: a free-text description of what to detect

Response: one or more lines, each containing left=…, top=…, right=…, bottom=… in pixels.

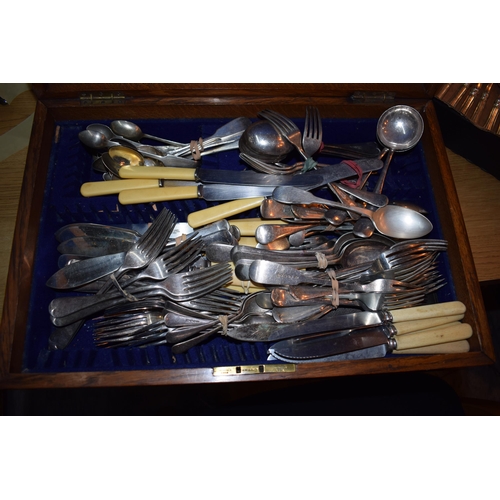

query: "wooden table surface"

left=1, top=88, right=500, bottom=324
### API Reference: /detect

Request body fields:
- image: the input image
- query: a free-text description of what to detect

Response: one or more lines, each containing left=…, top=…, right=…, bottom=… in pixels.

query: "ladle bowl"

left=374, top=105, right=424, bottom=194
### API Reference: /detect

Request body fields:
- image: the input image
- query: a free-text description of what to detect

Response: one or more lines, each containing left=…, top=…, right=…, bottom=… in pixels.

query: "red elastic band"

left=340, top=160, right=363, bottom=188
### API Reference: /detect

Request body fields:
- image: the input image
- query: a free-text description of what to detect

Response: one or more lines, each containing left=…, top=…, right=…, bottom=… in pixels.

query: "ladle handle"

left=373, top=149, right=394, bottom=194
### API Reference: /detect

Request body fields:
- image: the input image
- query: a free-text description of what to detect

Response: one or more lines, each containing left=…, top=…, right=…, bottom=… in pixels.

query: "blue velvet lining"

left=22, top=117, right=457, bottom=373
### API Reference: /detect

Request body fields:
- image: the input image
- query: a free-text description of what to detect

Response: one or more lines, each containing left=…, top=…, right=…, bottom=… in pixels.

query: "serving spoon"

left=272, top=186, right=433, bottom=239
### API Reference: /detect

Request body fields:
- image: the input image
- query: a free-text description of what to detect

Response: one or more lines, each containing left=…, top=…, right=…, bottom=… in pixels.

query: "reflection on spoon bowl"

left=239, top=120, right=294, bottom=163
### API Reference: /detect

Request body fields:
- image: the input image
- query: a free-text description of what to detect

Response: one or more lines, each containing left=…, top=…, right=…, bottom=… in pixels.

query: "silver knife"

left=268, top=322, right=473, bottom=360
left=117, top=158, right=382, bottom=189
left=46, top=252, right=126, bottom=289
left=226, top=301, right=467, bottom=342
left=118, top=183, right=279, bottom=204
left=57, top=237, right=134, bottom=257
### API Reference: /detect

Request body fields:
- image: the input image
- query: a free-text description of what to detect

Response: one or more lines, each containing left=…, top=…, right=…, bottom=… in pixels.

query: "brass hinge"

left=213, top=364, right=296, bottom=376
left=350, top=91, right=396, bottom=103
left=80, top=92, right=125, bottom=105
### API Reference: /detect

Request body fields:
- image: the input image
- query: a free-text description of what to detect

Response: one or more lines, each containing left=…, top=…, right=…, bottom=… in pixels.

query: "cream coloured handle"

left=228, top=262, right=265, bottom=293
left=393, top=340, right=470, bottom=354
left=228, top=217, right=287, bottom=236
left=394, top=314, right=465, bottom=335
left=237, top=237, right=259, bottom=247
left=81, top=178, right=159, bottom=197
left=118, top=186, right=199, bottom=204
left=395, top=322, right=472, bottom=350
left=187, top=198, right=264, bottom=228
left=118, top=165, right=197, bottom=181
left=390, top=301, right=466, bottom=322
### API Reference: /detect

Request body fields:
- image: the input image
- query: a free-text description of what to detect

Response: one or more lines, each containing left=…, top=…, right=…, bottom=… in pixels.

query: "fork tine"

left=258, top=109, right=308, bottom=159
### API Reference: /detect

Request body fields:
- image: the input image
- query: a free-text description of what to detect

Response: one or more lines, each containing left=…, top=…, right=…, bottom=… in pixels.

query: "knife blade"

left=269, top=322, right=473, bottom=360
left=55, top=222, right=142, bottom=243
left=268, top=339, right=471, bottom=363
left=55, top=220, right=233, bottom=244
left=117, top=157, right=382, bottom=189
left=46, top=251, right=127, bottom=289
left=118, top=183, right=278, bottom=205
left=225, top=301, right=467, bottom=342
left=57, top=237, right=135, bottom=257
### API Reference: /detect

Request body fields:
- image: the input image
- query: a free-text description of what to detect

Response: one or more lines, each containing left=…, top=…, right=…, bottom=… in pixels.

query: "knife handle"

left=119, top=165, right=197, bottom=181
left=389, top=301, right=466, bottom=323
left=118, top=186, right=199, bottom=204
left=393, top=339, right=470, bottom=355
left=228, top=217, right=287, bottom=236
left=395, top=322, right=472, bottom=350
left=81, top=179, right=160, bottom=197
left=187, top=198, right=265, bottom=228
left=394, top=313, right=465, bottom=335
left=238, top=236, right=259, bottom=247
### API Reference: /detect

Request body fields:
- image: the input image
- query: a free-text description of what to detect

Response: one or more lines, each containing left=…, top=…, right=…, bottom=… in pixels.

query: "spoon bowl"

left=79, top=129, right=120, bottom=150
left=111, top=120, right=185, bottom=146
left=239, top=120, right=294, bottom=162
left=108, top=146, right=145, bottom=168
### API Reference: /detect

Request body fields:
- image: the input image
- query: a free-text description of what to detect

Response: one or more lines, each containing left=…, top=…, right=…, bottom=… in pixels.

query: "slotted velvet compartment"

left=22, top=116, right=457, bottom=373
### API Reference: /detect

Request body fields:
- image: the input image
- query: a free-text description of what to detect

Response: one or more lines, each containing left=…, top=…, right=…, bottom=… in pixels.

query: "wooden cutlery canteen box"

left=0, top=83, right=494, bottom=389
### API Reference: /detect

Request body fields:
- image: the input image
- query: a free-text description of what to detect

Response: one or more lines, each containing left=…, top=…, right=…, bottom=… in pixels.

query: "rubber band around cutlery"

left=190, top=138, right=204, bottom=160
left=300, top=157, right=318, bottom=173
left=175, top=233, right=187, bottom=245
left=315, top=252, right=329, bottom=270
left=108, top=273, right=139, bottom=302
left=218, top=315, right=228, bottom=335
left=326, top=269, right=339, bottom=307
left=340, top=160, right=363, bottom=189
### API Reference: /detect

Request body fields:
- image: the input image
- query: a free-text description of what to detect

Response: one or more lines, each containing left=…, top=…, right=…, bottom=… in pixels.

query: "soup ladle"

left=374, top=105, right=424, bottom=194
left=272, top=186, right=433, bottom=240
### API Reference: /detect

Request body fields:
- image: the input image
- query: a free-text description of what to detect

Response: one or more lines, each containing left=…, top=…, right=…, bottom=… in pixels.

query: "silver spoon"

left=374, top=105, right=424, bottom=194
left=353, top=218, right=375, bottom=238
left=239, top=120, right=294, bottom=163
left=272, top=186, right=433, bottom=239
left=111, top=120, right=186, bottom=146
left=86, top=123, right=146, bottom=150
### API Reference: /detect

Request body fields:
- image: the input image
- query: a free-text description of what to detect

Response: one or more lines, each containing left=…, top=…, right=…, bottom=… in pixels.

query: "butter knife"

left=226, top=301, right=466, bottom=342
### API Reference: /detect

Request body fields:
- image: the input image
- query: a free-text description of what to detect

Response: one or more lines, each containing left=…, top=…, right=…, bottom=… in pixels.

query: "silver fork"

left=118, top=233, right=204, bottom=288
left=47, top=208, right=177, bottom=349
left=258, top=109, right=308, bottom=159
left=302, top=106, right=323, bottom=158
left=49, top=263, right=234, bottom=327
left=99, top=208, right=178, bottom=293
